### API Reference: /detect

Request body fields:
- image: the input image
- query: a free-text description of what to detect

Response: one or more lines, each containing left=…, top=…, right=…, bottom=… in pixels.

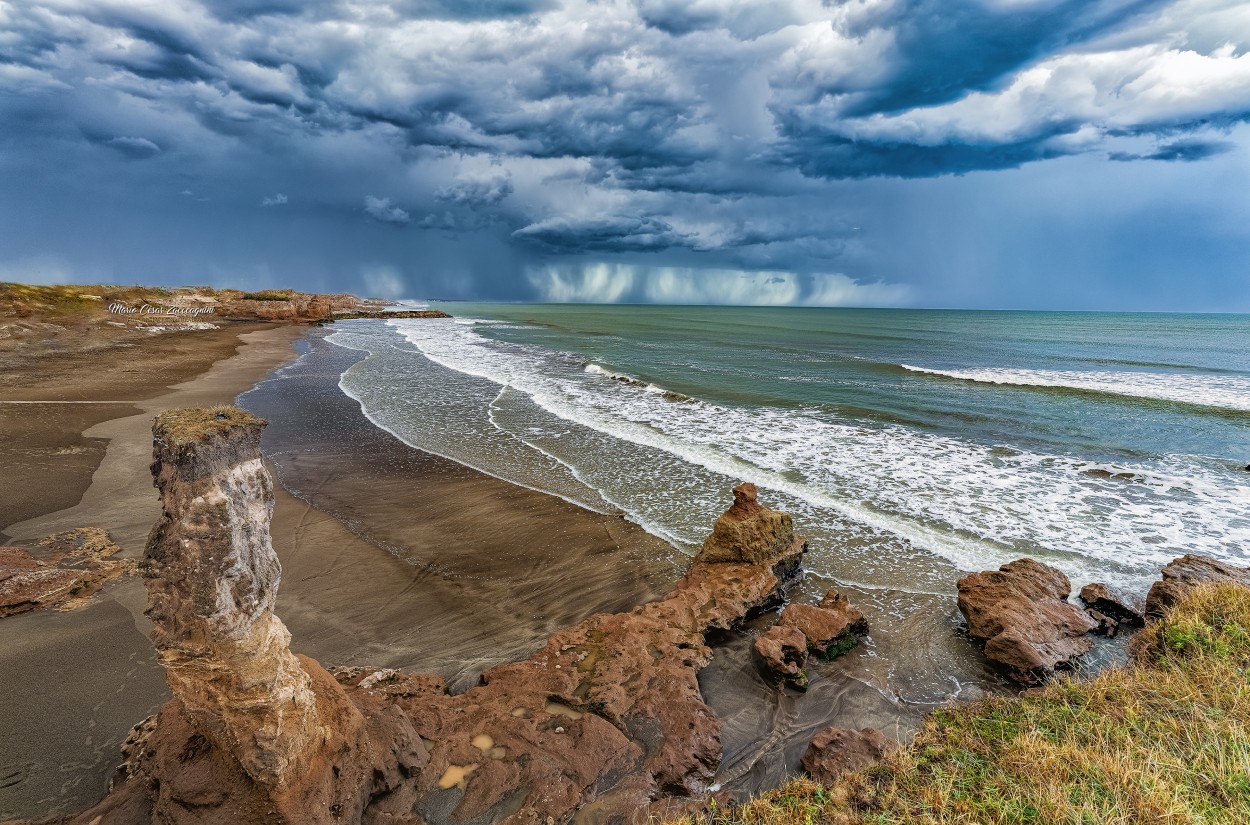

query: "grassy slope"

left=682, top=583, right=1250, bottom=825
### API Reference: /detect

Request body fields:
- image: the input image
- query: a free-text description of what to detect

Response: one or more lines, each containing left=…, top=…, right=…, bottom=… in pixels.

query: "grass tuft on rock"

left=677, top=582, right=1250, bottom=825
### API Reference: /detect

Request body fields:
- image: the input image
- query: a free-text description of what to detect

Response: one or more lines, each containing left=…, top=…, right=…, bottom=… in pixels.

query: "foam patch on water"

left=384, top=318, right=1250, bottom=586
left=901, top=364, right=1250, bottom=412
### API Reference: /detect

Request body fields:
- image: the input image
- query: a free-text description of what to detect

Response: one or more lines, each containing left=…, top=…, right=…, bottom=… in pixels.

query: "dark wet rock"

left=957, top=558, right=1096, bottom=684
left=753, top=624, right=809, bottom=690
left=1079, top=582, right=1146, bottom=627
left=800, top=726, right=889, bottom=785
left=1145, top=554, right=1250, bottom=618
left=1087, top=609, right=1119, bottom=637
left=778, top=590, right=868, bottom=659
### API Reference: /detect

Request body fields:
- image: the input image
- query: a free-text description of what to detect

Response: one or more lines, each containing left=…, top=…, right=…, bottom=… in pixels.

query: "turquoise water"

left=328, top=305, right=1250, bottom=595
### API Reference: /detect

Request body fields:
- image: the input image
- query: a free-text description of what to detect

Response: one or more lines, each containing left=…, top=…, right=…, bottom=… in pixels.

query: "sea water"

left=328, top=305, right=1250, bottom=596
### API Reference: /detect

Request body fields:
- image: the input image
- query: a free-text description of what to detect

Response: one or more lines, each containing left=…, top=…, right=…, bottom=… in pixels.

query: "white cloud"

left=261, top=193, right=288, bottom=206
left=363, top=195, right=411, bottom=225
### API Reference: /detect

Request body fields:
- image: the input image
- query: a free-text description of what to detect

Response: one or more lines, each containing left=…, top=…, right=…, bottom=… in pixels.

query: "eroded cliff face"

left=46, top=416, right=807, bottom=825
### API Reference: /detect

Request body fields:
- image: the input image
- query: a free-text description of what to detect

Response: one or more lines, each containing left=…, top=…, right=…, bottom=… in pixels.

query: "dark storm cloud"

left=514, top=215, right=695, bottom=252
left=1110, top=138, right=1238, bottom=162
left=1, top=0, right=1248, bottom=307
left=831, top=0, right=1172, bottom=116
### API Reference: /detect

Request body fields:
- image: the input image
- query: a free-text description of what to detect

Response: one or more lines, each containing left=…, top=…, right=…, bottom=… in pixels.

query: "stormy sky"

left=2, top=0, right=1248, bottom=309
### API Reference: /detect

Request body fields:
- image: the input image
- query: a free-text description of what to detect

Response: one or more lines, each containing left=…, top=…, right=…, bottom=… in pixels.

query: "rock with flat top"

left=54, top=463, right=811, bottom=825
left=1145, top=554, right=1250, bottom=618
left=801, top=727, right=889, bottom=785
left=779, top=589, right=868, bottom=658
left=957, top=558, right=1096, bottom=684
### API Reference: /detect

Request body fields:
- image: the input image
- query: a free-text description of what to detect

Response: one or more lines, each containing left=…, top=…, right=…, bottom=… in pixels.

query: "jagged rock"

left=1080, top=582, right=1146, bottom=627
left=957, top=558, right=1096, bottom=684
left=779, top=590, right=868, bottom=658
left=1145, top=554, right=1250, bottom=618
left=699, top=482, right=795, bottom=564
left=1087, top=609, right=1120, bottom=637
left=800, top=727, right=889, bottom=785
left=53, top=444, right=809, bottom=825
left=754, top=624, right=809, bottom=690
left=0, top=528, right=132, bottom=618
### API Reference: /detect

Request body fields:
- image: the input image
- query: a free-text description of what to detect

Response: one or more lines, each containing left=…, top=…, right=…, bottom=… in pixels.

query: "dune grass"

left=680, top=583, right=1250, bottom=825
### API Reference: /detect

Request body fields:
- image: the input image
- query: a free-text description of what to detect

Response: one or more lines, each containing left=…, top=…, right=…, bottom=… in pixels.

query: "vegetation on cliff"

left=679, top=582, right=1250, bottom=825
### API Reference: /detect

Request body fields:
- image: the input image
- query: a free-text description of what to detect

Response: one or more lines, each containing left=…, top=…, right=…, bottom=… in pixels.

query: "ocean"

left=327, top=305, right=1250, bottom=598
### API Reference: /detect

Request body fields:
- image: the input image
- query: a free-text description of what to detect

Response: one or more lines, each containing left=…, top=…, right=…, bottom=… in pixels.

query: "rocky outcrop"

left=49, top=433, right=807, bottom=825
left=1145, top=555, right=1250, bottom=618
left=1079, top=583, right=1146, bottom=627
left=800, top=727, right=889, bottom=785
left=0, top=528, right=132, bottom=617
left=779, top=590, right=868, bottom=658
left=754, top=624, right=810, bottom=690
left=699, top=482, right=795, bottom=564
left=957, top=558, right=1097, bottom=684
left=137, top=407, right=370, bottom=822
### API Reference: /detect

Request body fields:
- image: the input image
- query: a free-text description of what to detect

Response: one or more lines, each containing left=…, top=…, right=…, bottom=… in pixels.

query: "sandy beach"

left=1, top=322, right=685, bottom=819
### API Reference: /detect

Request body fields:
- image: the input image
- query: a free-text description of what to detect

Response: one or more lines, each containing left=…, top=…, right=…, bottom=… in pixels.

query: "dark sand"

left=1, top=320, right=1036, bottom=821
left=0, top=324, right=308, bottom=820
left=1, top=324, right=675, bottom=819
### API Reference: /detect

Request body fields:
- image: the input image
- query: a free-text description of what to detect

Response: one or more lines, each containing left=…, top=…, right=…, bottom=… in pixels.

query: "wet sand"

left=0, top=324, right=677, bottom=819
left=241, top=331, right=999, bottom=795
left=1, top=320, right=1033, bottom=821
left=0, top=323, right=308, bottom=820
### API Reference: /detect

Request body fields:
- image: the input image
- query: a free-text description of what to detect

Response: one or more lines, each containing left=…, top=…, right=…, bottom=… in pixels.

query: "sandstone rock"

left=800, top=727, right=889, bottom=785
left=0, top=528, right=132, bottom=618
left=754, top=624, right=809, bottom=690
left=699, top=482, right=795, bottom=564
left=142, top=407, right=369, bottom=821
left=1145, top=554, right=1250, bottom=618
left=957, top=558, right=1096, bottom=684
left=55, top=454, right=809, bottom=825
left=779, top=589, right=868, bottom=658
left=1079, top=582, right=1146, bottom=626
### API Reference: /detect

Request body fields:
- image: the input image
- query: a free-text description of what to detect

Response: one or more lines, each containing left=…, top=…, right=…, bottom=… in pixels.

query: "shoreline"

left=2, top=322, right=692, bottom=818
left=0, top=323, right=309, bottom=820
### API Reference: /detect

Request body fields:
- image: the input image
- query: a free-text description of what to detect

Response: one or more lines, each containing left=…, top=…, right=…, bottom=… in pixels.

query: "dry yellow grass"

left=678, top=583, right=1250, bottom=825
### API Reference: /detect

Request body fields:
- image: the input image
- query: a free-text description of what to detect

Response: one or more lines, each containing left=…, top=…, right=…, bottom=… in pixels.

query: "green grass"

left=675, top=582, right=1250, bottom=825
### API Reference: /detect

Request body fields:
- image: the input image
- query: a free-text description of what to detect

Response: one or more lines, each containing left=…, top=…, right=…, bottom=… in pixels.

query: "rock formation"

left=0, top=528, right=132, bottom=617
left=957, top=558, right=1097, bottom=684
left=779, top=590, right=868, bottom=658
left=43, top=430, right=807, bottom=825
left=1079, top=582, right=1146, bottom=627
left=800, top=727, right=889, bottom=786
left=754, top=624, right=810, bottom=690
left=753, top=588, right=866, bottom=690
left=1145, top=554, right=1250, bottom=618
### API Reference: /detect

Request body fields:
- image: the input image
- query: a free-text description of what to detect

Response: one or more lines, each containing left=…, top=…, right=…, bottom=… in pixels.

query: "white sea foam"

left=381, top=318, right=1250, bottom=586
left=901, top=364, right=1250, bottom=412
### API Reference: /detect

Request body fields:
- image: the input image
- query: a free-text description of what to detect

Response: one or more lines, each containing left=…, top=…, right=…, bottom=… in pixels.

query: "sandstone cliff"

left=43, top=416, right=806, bottom=825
